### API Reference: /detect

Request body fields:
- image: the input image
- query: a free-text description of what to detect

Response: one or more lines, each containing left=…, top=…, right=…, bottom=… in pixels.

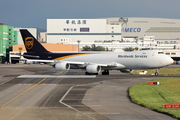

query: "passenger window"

left=158, top=52, right=164, bottom=54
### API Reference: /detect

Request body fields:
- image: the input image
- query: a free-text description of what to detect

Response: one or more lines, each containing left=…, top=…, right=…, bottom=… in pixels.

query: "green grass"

left=129, top=78, right=180, bottom=118
left=131, top=68, right=180, bottom=75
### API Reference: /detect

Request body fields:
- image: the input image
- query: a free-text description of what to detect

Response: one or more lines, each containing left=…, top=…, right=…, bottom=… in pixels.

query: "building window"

left=166, top=53, right=170, bottom=55
left=170, top=41, right=174, bottom=44
left=171, top=53, right=176, bottom=55
left=164, top=41, right=169, bottom=44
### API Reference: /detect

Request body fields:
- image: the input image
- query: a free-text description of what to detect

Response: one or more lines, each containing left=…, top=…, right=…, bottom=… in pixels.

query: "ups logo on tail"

left=25, top=37, right=34, bottom=49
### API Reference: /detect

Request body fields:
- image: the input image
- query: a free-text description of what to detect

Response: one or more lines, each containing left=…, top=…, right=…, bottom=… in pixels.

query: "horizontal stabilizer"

left=11, top=58, right=27, bottom=61
left=26, top=59, right=55, bottom=63
left=9, top=53, right=21, bottom=55
left=23, top=54, right=40, bottom=58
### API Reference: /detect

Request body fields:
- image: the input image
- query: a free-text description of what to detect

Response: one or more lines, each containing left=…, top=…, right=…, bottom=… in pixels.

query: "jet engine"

left=86, top=64, right=101, bottom=73
left=54, top=62, right=70, bottom=71
left=120, top=69, right=134, bottom=73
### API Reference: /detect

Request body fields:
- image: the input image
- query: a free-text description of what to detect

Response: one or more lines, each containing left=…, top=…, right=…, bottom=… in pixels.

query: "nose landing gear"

left=155, top=68, right=159, bottom=76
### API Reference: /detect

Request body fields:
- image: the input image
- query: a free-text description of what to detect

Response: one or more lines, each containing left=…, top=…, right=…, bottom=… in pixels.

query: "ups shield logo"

left=25, top=37, right=34, bottom=49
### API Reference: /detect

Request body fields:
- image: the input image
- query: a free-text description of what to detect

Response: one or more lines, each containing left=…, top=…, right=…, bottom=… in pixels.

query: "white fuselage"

left=59, top=50, right=173, bottom=70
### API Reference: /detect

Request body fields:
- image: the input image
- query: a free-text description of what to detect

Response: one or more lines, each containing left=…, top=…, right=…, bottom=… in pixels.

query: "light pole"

left=77, top=40, right=81, bottom=52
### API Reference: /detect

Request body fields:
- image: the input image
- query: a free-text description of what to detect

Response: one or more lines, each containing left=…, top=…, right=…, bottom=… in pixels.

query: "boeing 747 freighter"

left=20, top=29, right=173, bottom=75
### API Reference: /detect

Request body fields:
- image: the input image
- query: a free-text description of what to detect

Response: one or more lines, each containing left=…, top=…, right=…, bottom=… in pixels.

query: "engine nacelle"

left=86, top=64, right=101, bottom=73
left=120, top=69, right=134, bottom=73
left=54, top=62, right=70, bottom=71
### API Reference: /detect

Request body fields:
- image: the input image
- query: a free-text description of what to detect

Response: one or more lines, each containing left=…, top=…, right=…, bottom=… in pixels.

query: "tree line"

left=82, top=44, right=108, bottom=51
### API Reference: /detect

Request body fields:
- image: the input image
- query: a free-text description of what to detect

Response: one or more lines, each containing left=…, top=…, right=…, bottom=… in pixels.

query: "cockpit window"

left=158, top=52, right=164, bottom=54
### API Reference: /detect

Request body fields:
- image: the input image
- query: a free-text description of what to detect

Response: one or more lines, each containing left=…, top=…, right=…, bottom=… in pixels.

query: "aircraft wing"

left=25, top=60, right=85, bottom=64
left=21, top=59, right=125, bottom=68
left=61, top=61, right=125, bottom=68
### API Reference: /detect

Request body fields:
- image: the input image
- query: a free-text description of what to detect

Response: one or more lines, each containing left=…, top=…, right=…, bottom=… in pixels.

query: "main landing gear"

left=155, top=68, right=159, bottom=76
left=85, top=72, right=98, bottom=75
left=102, top=70, right=109, bottom=75
left=85, top=70, right=110, bottom=75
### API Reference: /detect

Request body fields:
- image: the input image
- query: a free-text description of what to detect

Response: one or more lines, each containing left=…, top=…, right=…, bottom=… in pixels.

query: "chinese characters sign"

left=63, top=28, right=77, bottom=32
left=63, top=19, right=89, bottom=32
left=66, top=20, right=86, bottom=25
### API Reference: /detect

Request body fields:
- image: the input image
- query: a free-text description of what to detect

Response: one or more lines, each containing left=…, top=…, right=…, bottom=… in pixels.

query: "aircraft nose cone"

left=166, top=56, right=174, bottom=65
left=169, top=58, right=174, bottom=64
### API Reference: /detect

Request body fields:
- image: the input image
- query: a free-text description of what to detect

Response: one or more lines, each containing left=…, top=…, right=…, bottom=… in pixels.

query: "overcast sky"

left=1, top=0, right=180, bottom=29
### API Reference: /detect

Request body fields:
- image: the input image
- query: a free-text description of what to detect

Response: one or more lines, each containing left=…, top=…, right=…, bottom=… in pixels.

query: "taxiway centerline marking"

left=59, top=71, right=63, bottom=74
left=1, top=77, right=47, bottom=108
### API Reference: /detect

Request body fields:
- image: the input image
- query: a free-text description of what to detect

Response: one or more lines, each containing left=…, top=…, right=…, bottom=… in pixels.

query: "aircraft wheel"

left=155, top=68, right=159, bottom=76
left=85, top=72, right=98, bottom=75
left=102, top=70, right=109, bottom=75
left=85, top=72, right=89, bottom=75
left=155, top=72, right=159, bottom=76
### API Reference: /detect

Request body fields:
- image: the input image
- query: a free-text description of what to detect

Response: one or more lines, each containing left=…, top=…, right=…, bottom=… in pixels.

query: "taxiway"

left=0, top=64, right=178, bottom=120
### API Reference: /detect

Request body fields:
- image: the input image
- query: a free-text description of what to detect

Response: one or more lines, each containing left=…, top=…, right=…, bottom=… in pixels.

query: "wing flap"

left=65, top=61, right=125, bottom=68
left=107, top=62, right=125, bottom=68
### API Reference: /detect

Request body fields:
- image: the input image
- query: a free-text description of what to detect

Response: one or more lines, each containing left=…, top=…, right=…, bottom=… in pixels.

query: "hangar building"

left=47, top=19, right=121, bottom=46
left=46, top=17, right=180, bottom=50
left=107, top=17, right=180, bottom=44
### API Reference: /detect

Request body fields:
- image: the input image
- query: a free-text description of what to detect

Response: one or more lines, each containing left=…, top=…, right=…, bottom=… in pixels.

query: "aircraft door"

left=152, top=51, right=162, bottom=66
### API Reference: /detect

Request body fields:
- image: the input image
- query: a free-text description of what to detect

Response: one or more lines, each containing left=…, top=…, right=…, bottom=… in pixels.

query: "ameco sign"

left=122, top=28, right=141, bottom=32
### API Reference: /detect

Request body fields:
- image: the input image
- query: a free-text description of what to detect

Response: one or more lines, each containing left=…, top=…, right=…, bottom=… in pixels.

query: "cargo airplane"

left=20, top=29, right=173, bottom=75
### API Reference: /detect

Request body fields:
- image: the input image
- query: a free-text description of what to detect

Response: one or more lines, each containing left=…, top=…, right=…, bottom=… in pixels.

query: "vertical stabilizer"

left=20, top=29, right=48, bottom=53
